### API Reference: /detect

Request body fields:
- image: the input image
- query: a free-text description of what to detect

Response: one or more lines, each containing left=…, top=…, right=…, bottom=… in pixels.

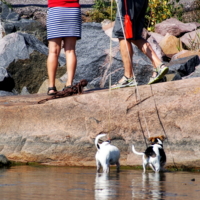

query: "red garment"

left=48, top=0, right=80, bottom=8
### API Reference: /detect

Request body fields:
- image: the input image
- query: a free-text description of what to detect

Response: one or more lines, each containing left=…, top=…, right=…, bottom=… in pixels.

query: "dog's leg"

left=143, top=156, right=147, bottom=173
left=96, top=160, right=101, bottom=173
left=154, top=163, right=160, bottom=173
left=102, top=164, right=109, bottom=173
left=116, top=161, right=120, bottom=173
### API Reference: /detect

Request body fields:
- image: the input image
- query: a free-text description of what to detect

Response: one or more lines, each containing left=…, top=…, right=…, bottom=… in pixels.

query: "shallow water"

left=0, top=166, right=200, bottom=200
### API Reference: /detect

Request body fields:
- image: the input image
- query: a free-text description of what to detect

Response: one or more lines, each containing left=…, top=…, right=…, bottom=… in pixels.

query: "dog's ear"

left=158, top=135, right=165, bottom=141
left=149, top=137, right=156, bottom=143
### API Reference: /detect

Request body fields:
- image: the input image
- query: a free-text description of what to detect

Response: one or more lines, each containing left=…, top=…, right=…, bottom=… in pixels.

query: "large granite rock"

left=180, top=29, right=200, bottom=49
left=75, top=23, right=154, bottom=88
left=155, top=18, right=197, bottom=37
left=0, top=32, right=66, bottom=94
left=0, top=2, right=47, bottom=44
left=0, top=78, right=200, bottom=168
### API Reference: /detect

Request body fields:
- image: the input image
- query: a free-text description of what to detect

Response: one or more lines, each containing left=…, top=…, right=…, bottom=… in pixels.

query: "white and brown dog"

left=95, top=134, right=120, bottom=173
left=132, top=136, right=166, bottom=173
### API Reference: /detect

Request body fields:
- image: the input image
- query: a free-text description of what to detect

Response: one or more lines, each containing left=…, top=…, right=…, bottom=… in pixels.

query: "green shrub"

left=88, top=0, right=117, bottom=22
left=145, top=0, right=183, bottom=31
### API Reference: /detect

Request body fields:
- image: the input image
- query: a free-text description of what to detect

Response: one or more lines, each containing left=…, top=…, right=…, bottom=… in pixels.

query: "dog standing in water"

left=132, top=136, right=166, bottom=173
left=95, top=134, right=120, bottom=173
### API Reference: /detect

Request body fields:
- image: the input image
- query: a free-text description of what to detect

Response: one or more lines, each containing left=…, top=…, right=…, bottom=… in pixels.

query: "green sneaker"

left=148, top=63, right=169, bottom=85
left=111, top=76, right=137, bottom=89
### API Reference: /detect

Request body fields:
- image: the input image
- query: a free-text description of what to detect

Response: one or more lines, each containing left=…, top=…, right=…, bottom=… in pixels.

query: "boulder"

left=155, top=18, right=197, bottom=37
left=0, top=32, right=66, bottom=94
left=166, top=55, right=200, bottom=80
left=0, top=3, right=47, bottom=44
left=37, top=79, right=65, bottom=94
left=7, top=51, right=66, bottom=94
left=147, top=36, right=166, bottom=61
left=0, top=154, right=11, bottom=167
left=171, top=50, right=200, bottom=60
left=159, top=33, right=183, bottom=58
left=0, top=78, right=200, bottom=167
left=180, top=29, right=200, bottom=49
left=0, top=67, right=15, bottom=92
left=0, top=21, right=6, bottom=39
left=148, top=32, right=164, bottom=44
left=0, top=90, right=14, bottom=96
left=75, top=23, right=153, bottom=88
left=184, top=64, right=200, bottom=79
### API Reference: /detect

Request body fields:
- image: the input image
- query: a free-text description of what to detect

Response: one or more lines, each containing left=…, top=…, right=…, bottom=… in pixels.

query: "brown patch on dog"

left=149, top=135, right=166, bottom=143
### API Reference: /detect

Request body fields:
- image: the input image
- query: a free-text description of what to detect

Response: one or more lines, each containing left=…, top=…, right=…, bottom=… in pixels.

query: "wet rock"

left=155, top=18, right=197, bottom=37
left=0, top=154, right=11, bottom=167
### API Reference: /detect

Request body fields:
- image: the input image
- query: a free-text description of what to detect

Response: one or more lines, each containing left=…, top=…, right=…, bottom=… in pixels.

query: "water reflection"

left=95, top=173, right=120, bottom=200
left=132, top=172, right=166, bottom=200
left=0, top=166, right=200, bottom=200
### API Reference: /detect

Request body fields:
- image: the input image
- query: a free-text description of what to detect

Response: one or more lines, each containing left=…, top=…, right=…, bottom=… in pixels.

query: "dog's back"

left=132, top=137, right=166, bottom=172
left=95, top=134, right=120, bottom=173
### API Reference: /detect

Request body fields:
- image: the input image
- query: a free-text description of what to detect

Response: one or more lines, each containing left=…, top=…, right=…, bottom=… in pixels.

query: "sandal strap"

left=63, top=85, right=72, bottom=91
left=153, top=68, right=158, bottom=72
left=48, top=87, right=57, bottom=91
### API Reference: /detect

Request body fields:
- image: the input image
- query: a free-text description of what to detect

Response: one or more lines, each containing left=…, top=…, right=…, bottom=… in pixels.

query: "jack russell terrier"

left=132, top=135, right=166, bottom=173
left=95, top=134, right=120, bottom=173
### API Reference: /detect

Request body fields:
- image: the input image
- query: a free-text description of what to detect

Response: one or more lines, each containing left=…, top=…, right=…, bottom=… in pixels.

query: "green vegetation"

left=185, top=32, right=200, bottom=51
left=145, top=0, right=183, bottom=31
left=87, top=0, right=184, bottom=31
left=87, top=0, right=117, bottom=22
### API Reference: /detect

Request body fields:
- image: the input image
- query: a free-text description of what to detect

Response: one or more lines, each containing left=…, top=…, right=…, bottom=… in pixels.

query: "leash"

left=107, top=0, right=114, bottom=141
left=115, top=0, right=151, bottom=146
left=150, top=85, right=178, bottom=169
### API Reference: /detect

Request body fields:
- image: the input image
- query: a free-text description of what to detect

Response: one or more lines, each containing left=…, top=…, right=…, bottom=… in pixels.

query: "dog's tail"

left=132, top=145, right=144, bottom=156
left=95, top=134, right=107, bottom=150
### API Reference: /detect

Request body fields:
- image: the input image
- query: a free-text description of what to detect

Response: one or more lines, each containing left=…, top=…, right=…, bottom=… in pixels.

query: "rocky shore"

left=1, top=1, right=200, bottom=168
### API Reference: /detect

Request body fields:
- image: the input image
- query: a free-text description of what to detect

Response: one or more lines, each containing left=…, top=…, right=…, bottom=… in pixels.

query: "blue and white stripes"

left=47, top=7, right=81, bottom=40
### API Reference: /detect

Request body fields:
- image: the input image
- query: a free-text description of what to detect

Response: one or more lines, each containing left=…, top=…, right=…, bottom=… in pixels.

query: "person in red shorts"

left=46, top=0, right=81, bottom=95
left=111, top=0, right=169, bottom=89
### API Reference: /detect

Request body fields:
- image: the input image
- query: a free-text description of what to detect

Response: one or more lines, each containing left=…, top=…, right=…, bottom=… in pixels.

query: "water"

left=0, top=166, right=200, bottom=200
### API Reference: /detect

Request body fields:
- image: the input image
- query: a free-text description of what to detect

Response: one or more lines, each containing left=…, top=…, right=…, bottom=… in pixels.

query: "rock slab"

left=0, top=78, right=200, bottom=167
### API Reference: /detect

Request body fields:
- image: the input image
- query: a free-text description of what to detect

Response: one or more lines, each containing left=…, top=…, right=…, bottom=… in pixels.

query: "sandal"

left=47, top=87, right=57, bottom=95
left=63, top=85, right=72, bottom=91
left=148, top=63, right=169, bottom=85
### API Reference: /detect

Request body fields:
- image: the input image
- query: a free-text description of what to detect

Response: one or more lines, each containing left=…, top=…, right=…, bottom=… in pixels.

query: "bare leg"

left=47, top=38, right=62, bottom=94
left=63, top=37, right=77, bottom=87
left=119, top=38, right=134, bottom=79
left=132, top=38, right=163, bottom=77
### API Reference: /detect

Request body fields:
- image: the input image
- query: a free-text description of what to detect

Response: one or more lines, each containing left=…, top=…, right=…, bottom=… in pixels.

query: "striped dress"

left=47, top=1, right=81, bottom=40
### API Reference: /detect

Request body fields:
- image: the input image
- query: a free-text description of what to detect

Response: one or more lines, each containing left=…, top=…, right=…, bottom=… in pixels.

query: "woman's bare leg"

left=63, top=37, right=77, bottom=86
left=47, top=38, right=62, bottom=94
